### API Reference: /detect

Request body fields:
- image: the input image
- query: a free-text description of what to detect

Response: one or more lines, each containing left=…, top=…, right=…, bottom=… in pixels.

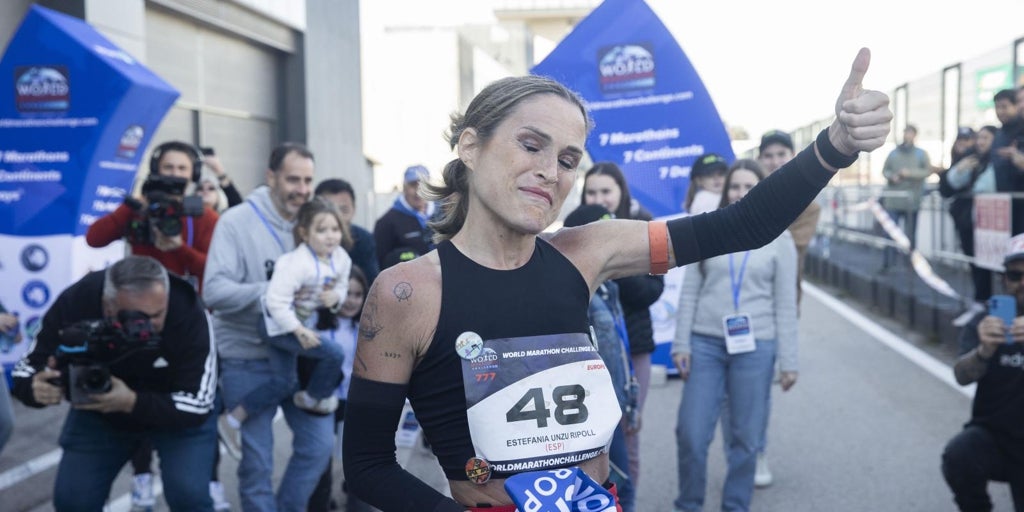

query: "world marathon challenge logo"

left=14, top=66, right=70, bottom=113
left=597, top=43, right=655, bottom=95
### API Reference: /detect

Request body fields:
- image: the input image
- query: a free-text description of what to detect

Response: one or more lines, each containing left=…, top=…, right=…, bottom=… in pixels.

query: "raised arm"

left=561, top=48, right=891, bottom=287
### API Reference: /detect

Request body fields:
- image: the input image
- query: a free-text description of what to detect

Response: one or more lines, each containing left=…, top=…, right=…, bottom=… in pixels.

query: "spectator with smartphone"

left=941, top=233, right=1024, bottom=510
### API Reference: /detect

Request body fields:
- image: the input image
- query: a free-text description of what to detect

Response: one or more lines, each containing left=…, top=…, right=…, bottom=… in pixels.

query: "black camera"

left=54, top=310, right=161, bottom=404
left=125, top=175, right=204, bottom=246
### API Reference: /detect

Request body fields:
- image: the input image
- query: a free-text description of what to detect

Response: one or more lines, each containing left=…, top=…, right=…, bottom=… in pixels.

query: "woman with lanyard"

left=343, top=48, right=889, bottom=512
left=671, top=159, right=799, bottom=512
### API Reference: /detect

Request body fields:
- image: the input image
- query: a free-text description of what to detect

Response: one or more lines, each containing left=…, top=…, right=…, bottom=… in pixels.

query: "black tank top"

left=409, top=238, right=591, bottom=480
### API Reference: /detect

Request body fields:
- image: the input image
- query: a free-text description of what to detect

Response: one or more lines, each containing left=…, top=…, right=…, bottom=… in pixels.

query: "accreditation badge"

left=722, top=313, right=756, bottom=355
left=460, top=332, right=620, bottom=476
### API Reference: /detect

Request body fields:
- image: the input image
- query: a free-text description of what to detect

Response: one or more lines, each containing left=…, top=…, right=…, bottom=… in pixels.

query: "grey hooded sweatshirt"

left=203, top=186, right=295, bottom=360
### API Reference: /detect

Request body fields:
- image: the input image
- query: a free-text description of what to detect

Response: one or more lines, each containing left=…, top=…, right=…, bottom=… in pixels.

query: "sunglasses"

left=1006, top=270, right=1024, bottom=282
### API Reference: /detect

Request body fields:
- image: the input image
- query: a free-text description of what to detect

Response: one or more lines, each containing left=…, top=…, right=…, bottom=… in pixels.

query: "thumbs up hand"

left=829, top=48, right=892, bottom=156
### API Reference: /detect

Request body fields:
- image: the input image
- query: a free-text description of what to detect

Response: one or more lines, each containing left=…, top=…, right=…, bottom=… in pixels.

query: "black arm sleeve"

left=670, top=142, right=833, bottom=266
left=221, top=182, right=243, bottom=208
left=10, top=287, right=69, bottom=408
left=342, top=377, right=465, bottom=512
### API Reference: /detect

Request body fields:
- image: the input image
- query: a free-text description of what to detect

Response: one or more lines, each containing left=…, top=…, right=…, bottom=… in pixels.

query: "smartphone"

left=988, top=294, right=1016, bottom=343
left=200, top=146, right=215, bottom=156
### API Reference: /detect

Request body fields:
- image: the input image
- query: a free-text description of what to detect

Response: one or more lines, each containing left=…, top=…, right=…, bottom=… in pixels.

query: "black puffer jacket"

left=614, top=273, right=665, bottom=355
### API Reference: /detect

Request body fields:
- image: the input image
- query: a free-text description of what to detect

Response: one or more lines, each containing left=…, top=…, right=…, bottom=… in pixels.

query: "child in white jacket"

left=224, top=198, right=350, bottom=427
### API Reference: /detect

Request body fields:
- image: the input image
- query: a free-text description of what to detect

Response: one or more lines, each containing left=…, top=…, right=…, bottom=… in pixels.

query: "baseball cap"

left=1005, top=234, right=1024, bottom=265
left=956, top=127, right=975, bottom=140
left=690, top=153, right=728, bottom=178
left=404, top=165, right=429, bottom=183
left=563, top=204, right=612, bottom=228
left=759, top=130, right=794, bottom=153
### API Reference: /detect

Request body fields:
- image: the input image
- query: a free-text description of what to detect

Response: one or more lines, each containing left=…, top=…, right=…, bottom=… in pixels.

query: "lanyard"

left=305, top=243, right=336, bottom=286
left=728, top=251, right=751, bottom=312
left=247, top=200, right=285, bottom=252
left=186, top=217, right=193, bottom=248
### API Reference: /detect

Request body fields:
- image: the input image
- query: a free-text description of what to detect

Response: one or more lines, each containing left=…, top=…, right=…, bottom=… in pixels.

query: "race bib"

left=461, top=332, right=620, bottom=474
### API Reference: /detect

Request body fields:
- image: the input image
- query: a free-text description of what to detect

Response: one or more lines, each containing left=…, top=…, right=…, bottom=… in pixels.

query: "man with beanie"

left=941, top=233, right=1024, bottom=511
left=374, top=165, right=436, bottom=270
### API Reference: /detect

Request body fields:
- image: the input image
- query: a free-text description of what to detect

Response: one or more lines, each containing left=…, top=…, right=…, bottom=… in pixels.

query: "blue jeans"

left=609, top=423, right=636, bottom=512
left=243, top=322, right=344, bottom=416
left=221, top=358, right=335, bottom=512
left=0, top=366, right=13, bottom=454
left=52, top=409, right=216, bottom=511
left=674, top=333, right=776, bottom=512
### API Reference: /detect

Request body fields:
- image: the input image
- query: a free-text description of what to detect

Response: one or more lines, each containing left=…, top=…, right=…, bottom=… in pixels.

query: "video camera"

left=125, top=175, right=204, bottom=246
left=53, top=310, right=161, bottom=404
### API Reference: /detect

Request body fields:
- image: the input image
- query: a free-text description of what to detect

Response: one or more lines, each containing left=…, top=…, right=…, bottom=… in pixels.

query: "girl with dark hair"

left=672, top=159, right=798, bottom=512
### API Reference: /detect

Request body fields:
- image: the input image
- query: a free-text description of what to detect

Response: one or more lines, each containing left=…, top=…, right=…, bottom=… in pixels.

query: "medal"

left=465, top=456, right=491, bottom=484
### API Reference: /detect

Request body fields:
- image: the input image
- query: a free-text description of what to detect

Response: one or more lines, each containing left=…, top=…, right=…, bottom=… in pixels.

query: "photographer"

left=10, top=256, right=218, bottom=511
left=86, top=140, right=219, bottom=290
left=941, top=234, right=1024, bottom=510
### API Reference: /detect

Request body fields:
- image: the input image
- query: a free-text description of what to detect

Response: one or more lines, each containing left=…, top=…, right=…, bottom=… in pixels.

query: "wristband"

left=815, top=128, right=859, bottom=170
left=648, top=221, right=669, bottom=275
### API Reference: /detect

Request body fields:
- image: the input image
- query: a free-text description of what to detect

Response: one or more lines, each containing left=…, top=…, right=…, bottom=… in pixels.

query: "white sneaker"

left=294, top=391, right=338, bottom=415
left=131, top=472, right=155, bottom=510
left=210, top=481, right=231, bottom=511
left=952, top=302, right=986, bottom=327
left=754, top=453, right=773, bottom=488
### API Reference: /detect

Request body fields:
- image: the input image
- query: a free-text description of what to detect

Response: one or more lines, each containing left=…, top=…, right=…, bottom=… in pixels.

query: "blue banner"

left=0, top=5, right=179, bottom=236
left=0, top=5, right=179, bottom=369
left=531, top=0, right=733, bottom=218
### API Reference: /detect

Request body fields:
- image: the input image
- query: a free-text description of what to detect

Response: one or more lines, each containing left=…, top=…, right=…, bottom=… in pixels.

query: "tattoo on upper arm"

left=359, top=293, right=383, bottom=341
left=394, top=282, right=412, bottom=302
left=383, top=351, right=402, bottom=359
left=355, top=353, right=368, bottom=372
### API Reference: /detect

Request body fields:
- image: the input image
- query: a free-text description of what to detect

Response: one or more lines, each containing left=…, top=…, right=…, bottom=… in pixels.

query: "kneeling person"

left=11, top=256, right=217, bottom=511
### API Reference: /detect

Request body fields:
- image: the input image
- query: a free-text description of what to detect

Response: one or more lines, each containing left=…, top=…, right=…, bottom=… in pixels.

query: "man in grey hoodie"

left=203, top=142, right=332, bottom=512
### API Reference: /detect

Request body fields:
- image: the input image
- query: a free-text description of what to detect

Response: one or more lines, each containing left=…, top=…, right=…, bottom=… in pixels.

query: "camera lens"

left=156, top=216, right=182, bottom=236
left=77, top=365, right=112, bottom=394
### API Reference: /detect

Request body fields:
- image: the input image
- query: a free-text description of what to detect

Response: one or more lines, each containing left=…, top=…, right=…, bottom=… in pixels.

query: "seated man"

left=941, top=233, right=1024, bottom=511
left=10, top=256, right=217, bottom=511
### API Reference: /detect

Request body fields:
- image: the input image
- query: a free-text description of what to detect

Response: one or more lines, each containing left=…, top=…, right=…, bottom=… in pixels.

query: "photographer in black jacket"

left=11, top=255, right=218, bottom=511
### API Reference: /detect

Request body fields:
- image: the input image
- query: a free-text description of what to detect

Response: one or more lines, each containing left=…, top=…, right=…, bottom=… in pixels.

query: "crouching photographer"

left=86, top=140, right=219, bottom=292
left=11, top=256, right=218, bottom=511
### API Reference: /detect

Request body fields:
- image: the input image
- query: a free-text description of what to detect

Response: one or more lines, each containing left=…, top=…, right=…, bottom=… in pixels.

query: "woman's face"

left=198, top=180, right=218, bottom=209
left=697, top=173, right=726, bottom=194
left=460, top=93, right=587, bottom=234
left=339, top=277, right=365, bottom=318
left=976, top=130, right=995, bottom=155
left=726, top=169, right=760, bottom=205
left=582, top=174, right=621, bottom=214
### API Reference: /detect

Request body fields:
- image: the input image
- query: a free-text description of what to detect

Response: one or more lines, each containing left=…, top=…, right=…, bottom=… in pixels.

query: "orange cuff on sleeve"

left=648, top=221, right=669, bottom=275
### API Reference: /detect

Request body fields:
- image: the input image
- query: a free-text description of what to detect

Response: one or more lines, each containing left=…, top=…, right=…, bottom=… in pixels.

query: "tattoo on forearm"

left=954, top=349, right=989, bottom=384
left=359, top=293, right=383, bottom=341
left=394, top=282, right=412, bottom=302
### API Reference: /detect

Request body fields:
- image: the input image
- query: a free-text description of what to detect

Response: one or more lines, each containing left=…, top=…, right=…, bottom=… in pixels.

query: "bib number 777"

left=505, top=385, right=588, bottom=428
